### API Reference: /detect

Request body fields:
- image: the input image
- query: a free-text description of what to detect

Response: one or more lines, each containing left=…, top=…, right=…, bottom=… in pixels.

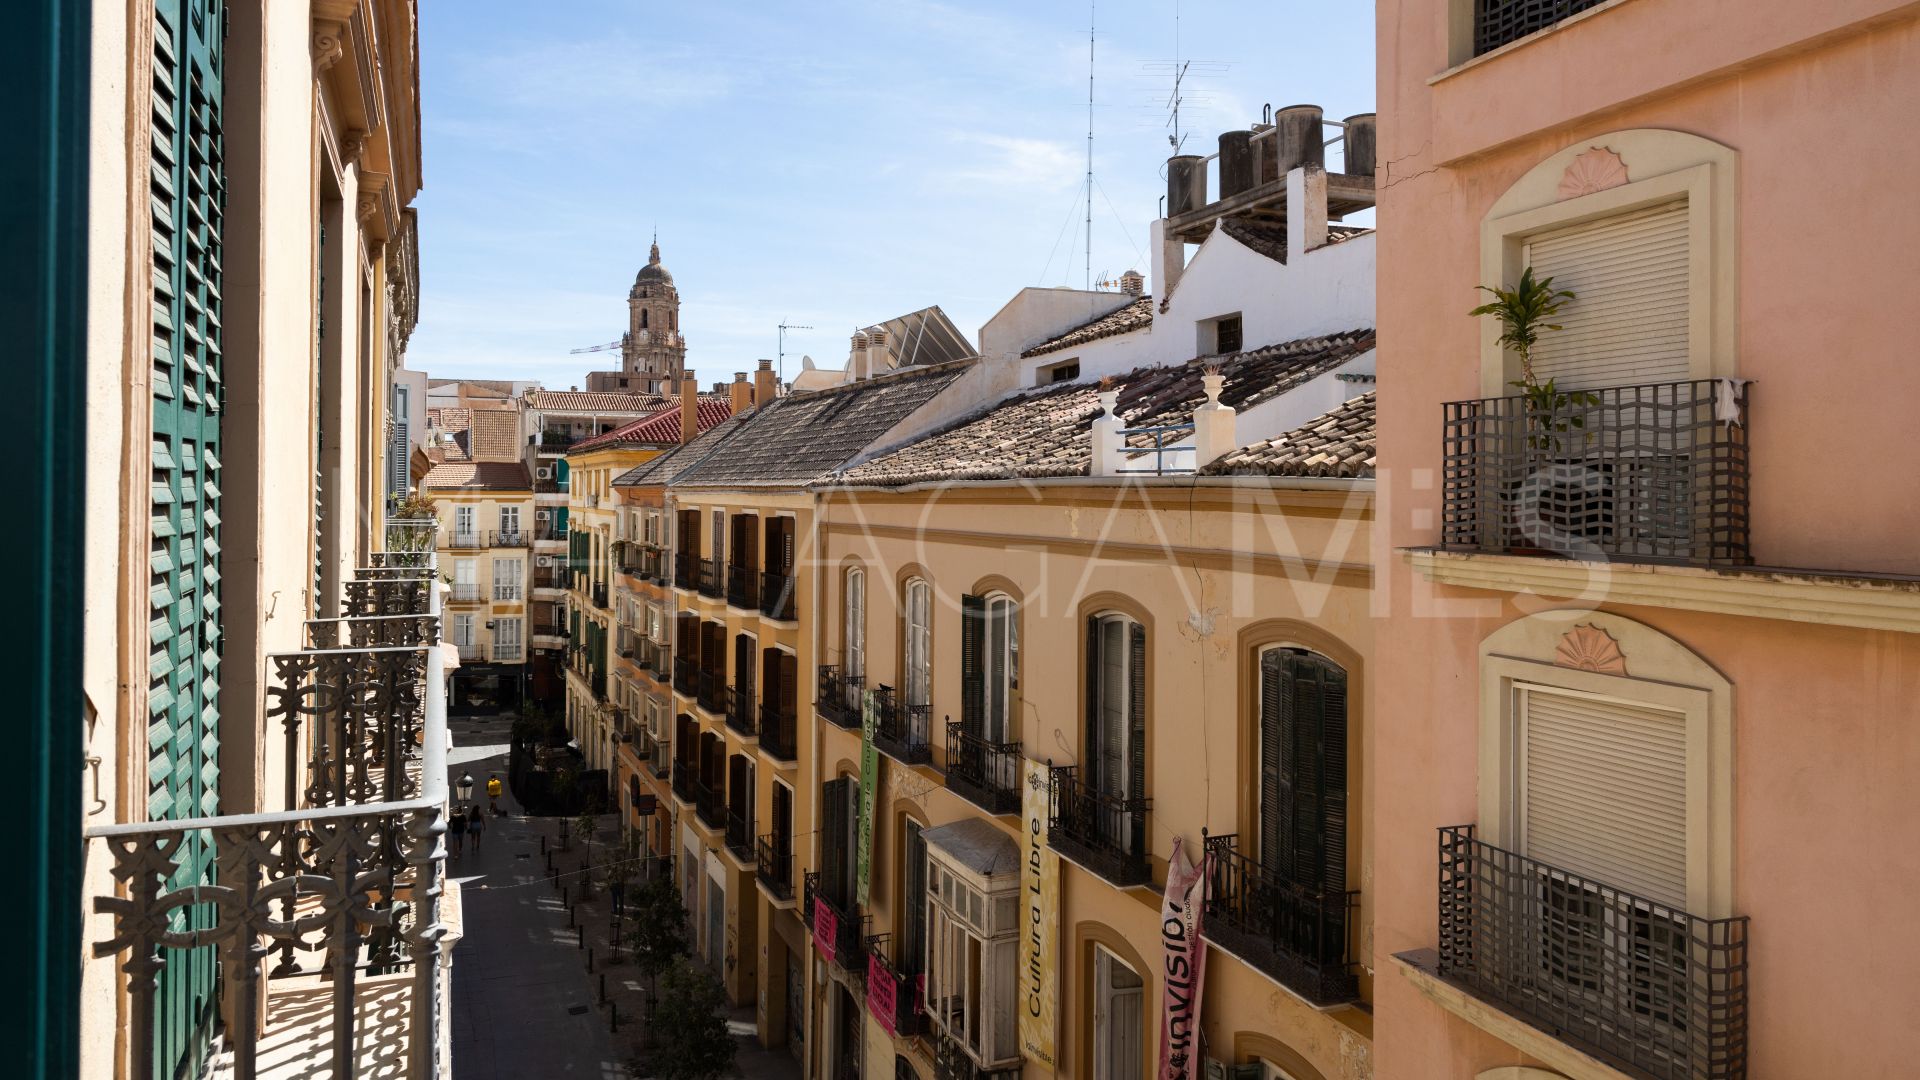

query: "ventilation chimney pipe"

left=1271, top=104, right=1325, bottom=175
left=1166, top=155, right=1206, bottom=217
left=728, top=372, right=751, bottom=414
left=849, top=332, right=870, bottom=380
left=1342, top=113, right=1377, bottom=178
left=867, top=327, right=890, bottom=376
left=679, top=374, right=699, bottom=444
left=1217, top=130, right=1255, bottom=200
left=1119, top=270, right=1145, bottom=297
left=753, top=359, right=776, bottom=408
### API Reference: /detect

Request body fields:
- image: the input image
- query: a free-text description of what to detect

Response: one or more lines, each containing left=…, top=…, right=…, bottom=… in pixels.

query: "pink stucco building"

left=1372, top=2, right=1920, bottom=1078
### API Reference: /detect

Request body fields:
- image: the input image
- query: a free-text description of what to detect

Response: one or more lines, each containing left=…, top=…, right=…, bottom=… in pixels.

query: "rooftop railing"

left=1115, top=422, right=1197, bottom=476
left=1441, top=378, right=1750, bottom=565
left=87, top=551, right=452, bottom=1080
left=1435, top=825, right=1748, bottom=1080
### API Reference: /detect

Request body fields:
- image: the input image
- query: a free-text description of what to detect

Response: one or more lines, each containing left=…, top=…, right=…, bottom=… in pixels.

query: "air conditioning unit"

left=536, top=509, right=551, bottom=521
left=536, top=466, right=553, bottom=480
left=537, top=555, right=553, bottom=568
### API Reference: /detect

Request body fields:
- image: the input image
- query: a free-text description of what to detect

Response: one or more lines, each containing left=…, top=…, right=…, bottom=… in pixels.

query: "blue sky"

left=407, top=0, right=1375, bottom=390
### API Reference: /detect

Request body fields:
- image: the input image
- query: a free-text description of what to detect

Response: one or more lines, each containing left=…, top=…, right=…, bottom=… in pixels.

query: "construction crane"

left=569, top=339, right=620, bottom=355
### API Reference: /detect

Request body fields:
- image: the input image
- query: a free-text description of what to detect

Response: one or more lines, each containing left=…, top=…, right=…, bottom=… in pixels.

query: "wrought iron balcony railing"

left=945, top=722, right=1020, bottom=815
left=697, top=560, right=723, bottom=600
left=590, top=583, right=609, bottom=609
left=816, top=665, right=863, bottom=730
left=447, top=531, right=480, bottom=549
left=449, top=583, right=482, bottom=603
left=1474, top=0, right=1611, bottom=56
left=1047, top=765, right=1150, bottom=887
left=1435, top=825, right=1748, bottom=1080
left=759, top=703, right=798, bottom=763
left=456, top=643, right=483, bottom=661
left=491, top=643, right=522, bottom=663
left=873, top=690, right=931, bottom=765
left=725, top=807, right=755, bottom=862
left=864, top=933, right=929, bottom=1037
left=1441, top=378, right=1750, bottom=565
left=802, top=871, right=869, bottom=973
left=639, top=546, right=666, bottom=583
left=760, top=569, right=795, bottom=621
left=1203, top=833, right=1358, bottom=1006
left=487, top=529, right=529, bottom=548
left=696, top=668, right=726, bottom=716
left=726, top=685, right=758, bottom=738
left=671, top=759, right=697, bottom=805
left=674, top=552, right=698, bottom=592
left=933, top=1029, right=1022, bottom=1080
left=693, top=774, right=726, bottom=831
left=86, top=551, right=452, bottom=1080
left=673, top=655, right=698, bottom=696
left=535, top=521, right=568, bottom=542
left=726, top=563, right=760, bottom=611
left=492, top=583, right=522, bottom=602
left=756, top=834, right=794, bottom=901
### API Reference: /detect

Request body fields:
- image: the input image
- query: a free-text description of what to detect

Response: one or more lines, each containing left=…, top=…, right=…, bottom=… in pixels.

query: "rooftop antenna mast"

left=1085, top=0, right=1095, bottom=292
left=1167, top=0, right=1188, bottom=153
left=778, top=321, right=813, bottom=385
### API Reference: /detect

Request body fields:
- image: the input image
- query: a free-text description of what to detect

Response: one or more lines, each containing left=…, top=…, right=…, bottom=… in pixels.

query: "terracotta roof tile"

left=571, top=397, right=732, bottom=453
left=838, top=329, right=1374, bottom=486
left=1022, top=296, right=1154, bottom=358
left=527, top=390, right=668, bottom=413
left=614, top=410, right=761, bottom=487
left=421, top=461, right=534, bottom=491
left=1201, top=391, right=1375, bottom=478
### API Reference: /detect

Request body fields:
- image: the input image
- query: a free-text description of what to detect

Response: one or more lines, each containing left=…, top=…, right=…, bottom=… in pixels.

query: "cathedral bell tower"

left=621, top=237, right=687, bottom=396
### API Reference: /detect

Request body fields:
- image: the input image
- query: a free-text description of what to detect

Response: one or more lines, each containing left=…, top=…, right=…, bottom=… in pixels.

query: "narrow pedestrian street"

left=445, top=714, right=802, bottom=1080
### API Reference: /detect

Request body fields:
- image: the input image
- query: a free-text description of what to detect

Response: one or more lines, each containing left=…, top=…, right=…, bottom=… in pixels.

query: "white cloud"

left=944, top=132, right=1083, bottom=190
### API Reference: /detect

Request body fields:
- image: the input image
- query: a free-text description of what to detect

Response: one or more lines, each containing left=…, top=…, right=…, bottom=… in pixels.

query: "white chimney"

left=849, top=331, right=870, bottom=380
left=1119, top=270, right=1145, bottom=297
left=1090, top=388, right=1124, bottom=477
left=867, top=326, right=891, bottom=376
left=1192, top=371, right=1237, bottom=467
left=1287, top=164, right=1329, bottom=261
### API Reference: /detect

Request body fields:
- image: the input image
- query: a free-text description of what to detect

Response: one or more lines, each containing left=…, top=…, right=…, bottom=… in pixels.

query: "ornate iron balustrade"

left=1203, top=833, right=1358, bottom=1006
left=759, top=703, right=798, bottom=762
left=1437, top=825, right=1748, bottom=1080
left=864, top=933, right=929, bottom=1037
left=87, top=553, right=451, bottom=1080
left=1441, top=379, right=1750, bottom=565
left=725, top=807, right=754, bottom=861
left=802, top=871, right=869, bottom=974
left=493, top=583, right=523, bottom=602
left=945, top=722, right=1020, bottom=815
left=933, top=1029, right=1021, bottom=1080
left=491, top=643, right=521, bottom=662
left=671, top=759, right=698, bottom=805
left=873, top=691, right=931, bottom=766
left=674, top=552, right=698, bottom=591
left=726, top=563, right=759, bottom=610
left=673, top=656, right=698, bottom=696
left=693, top=774, right=726, bottom=830
left=640, top=546, right=666, bottom=582
left=449, top=583, right=482, bottom=603
left=1047, top=765, right=1150, bottom=887
left=1474, top=0, right=1611, bottom=55
left=590, top=583, right=609, bottom=609
left=697, top=560, right=723, bottom=600
left=726, top=684, right=758, bottom=737
left=535, top=521, right=568, bottom=542
left=382, top=520, right=440, bottom=559
left=447, top=532, right=480, bottom=549
left=760, top=569, right=795, bottom=620
left=486, top=529, right=529, bottom=548
left=756, top=834, right=794, bottom=901
left=816, top=665, right=862, bottom=730
left=696, top=669, right=726, bottom=716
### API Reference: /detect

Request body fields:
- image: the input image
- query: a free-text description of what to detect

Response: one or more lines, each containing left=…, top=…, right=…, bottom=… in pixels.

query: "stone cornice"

left=1405, top=547, right=1920, bottom=634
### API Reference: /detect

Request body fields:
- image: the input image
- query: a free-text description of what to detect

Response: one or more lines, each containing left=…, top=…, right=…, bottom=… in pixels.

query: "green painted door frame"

left=2, top=1, right=88, bottom=1076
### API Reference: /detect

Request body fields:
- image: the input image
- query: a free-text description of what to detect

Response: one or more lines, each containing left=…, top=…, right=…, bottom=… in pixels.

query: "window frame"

left=904, top=576, right=932, bottom=708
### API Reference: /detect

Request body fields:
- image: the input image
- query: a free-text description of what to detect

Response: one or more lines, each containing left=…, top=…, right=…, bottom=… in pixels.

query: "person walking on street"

left=467, top=806, right=486, bottom=851
left=448, top=805, right=468, bottom=858
left=486, top=774, right=503, bottom=816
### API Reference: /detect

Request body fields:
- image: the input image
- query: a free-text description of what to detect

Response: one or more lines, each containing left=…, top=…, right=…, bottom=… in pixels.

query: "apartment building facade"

left=47, top=1, right=454, bottom=1077
left=1372, top=3, right=1920, bottom=1079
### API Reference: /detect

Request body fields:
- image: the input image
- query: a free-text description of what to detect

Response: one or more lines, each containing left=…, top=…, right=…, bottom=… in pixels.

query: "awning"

left=921, top=818, right=1019, bottom=879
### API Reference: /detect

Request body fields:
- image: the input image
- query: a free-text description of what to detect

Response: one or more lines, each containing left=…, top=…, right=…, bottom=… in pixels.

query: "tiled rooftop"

left=421, top=461, right=535, bottom=491
left=836, top=329, right=1375, bottom=487
left=570, top=397, right=732, bottom=453
left=1022, top=296, right=1154, bottom=357
left=526, top=390, right=667, bottom=414
left=669, top=361, right=973, bottom=489
left=1201, top=391, right=1375, bottom=478
left=612, top=410, right=758, bottom=488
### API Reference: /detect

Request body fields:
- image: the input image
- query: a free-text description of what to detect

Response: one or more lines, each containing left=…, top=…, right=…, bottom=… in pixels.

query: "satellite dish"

left=800, top=354, right=816, bottom=370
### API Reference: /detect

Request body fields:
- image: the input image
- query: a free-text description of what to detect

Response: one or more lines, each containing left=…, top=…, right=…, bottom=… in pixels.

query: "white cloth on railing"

left=1713, top=377, right=1752, bottom=425
left=440, top=641, right=463, bottom=671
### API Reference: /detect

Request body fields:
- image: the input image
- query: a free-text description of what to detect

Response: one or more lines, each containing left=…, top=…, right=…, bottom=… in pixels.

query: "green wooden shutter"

left=903, top=820, right=927, bottom=974
left=1258, top=651, right=1285, bottom=873
left=1083, top=616, right=1100, bottom=785
left=1127, top=622, right=1147, bottom=853
left=1272, top=650, right=1348, bottom=894
left=820, top=778, right=849, bottom=904
left=959, top=594, right=984, bottom=733
left=148, top=1, right=225, bottom=1075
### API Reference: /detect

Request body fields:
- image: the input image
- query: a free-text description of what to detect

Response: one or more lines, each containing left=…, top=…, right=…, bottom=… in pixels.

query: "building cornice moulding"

left=1405, top=548, right=1920, bottom=634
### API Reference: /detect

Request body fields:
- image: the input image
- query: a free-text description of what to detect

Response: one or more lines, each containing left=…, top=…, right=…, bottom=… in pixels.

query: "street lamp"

left=456, top=771, right=475, bottom=806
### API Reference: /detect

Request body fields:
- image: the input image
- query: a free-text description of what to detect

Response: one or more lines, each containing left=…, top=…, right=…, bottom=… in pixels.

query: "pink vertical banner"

left=813, top=896, right=839, bottom=966
left=1157, top=836, right=1208, bottom=1080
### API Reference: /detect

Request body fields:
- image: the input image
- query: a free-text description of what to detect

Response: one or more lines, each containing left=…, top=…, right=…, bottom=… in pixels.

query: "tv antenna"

left=778, top=321, right=813, bottom=384
left=1084, top=1, right=1095, bottom=292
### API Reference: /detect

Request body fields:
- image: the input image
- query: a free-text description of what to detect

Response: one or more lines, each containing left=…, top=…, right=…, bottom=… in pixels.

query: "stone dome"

left=633, top=239, right=673, bottom=288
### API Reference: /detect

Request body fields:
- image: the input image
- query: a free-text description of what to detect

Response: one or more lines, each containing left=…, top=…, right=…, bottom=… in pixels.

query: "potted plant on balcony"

left=1470, top=268, right=1602, bottom=552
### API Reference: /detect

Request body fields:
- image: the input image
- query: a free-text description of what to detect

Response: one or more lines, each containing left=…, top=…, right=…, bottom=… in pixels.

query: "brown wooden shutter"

left=960, top=594, right=985, bottom=733
left=1258, top=651, right=1286, bottom=872
left=735, top=634, right=753, bottom=698
left=779, top=650, right=798, bottom=714
left=821, top=777, right=849, bottom=903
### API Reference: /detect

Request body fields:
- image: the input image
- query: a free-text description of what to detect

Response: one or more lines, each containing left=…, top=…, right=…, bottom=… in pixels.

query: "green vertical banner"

left=857, top=689, right=879, bottom=905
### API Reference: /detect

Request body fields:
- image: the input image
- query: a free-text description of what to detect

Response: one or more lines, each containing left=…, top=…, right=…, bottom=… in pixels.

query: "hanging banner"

left=1018, top=759, right=1059, bottom=1072
left=856, top=689, right=879, bottom=906
left=1156, top=836, right=1209, bottom=1080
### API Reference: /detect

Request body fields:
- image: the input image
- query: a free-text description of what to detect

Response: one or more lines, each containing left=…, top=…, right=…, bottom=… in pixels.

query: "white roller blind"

left=1519, top=685, right=1688, bottom=909
left=1525, top=201, right=1690, bottom=390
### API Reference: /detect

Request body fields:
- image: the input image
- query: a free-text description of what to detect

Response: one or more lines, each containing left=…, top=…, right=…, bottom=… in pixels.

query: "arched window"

left=844, top=567, right=866, bottom=681
left=1254, top=647, right=1348, bottom=899
left=904, top=578, right=932, bottom=708
left=960, top=591, right=1019, bottom=744
left=1085, top=612, right=1146, bottom=858
left=640, top=309, right=649, bottom=328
